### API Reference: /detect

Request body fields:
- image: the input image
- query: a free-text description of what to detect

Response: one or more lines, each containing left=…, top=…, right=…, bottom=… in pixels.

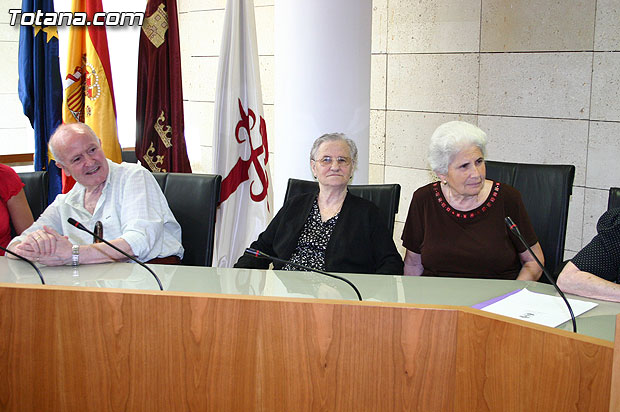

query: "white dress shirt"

left=11, top=160, right=184, bottom=261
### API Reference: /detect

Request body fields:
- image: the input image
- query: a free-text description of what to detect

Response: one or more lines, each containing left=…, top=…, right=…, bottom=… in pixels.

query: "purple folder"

left=471, top=289, right=522, bottom=310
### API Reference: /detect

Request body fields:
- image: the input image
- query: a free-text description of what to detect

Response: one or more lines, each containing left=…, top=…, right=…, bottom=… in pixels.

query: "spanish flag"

left=62, top=0, right=122, bottom=192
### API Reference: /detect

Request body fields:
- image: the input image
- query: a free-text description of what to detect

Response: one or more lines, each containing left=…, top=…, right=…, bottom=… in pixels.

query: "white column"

left=274, top=0, right=372, bottom=208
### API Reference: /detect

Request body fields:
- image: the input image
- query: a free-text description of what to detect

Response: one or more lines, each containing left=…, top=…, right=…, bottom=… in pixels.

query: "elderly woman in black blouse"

left=235, top=133, right=403, bottom=274
left=557, top=208, right=620, bottom=302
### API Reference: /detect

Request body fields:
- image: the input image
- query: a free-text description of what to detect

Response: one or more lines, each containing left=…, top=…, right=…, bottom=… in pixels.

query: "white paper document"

left=479, top=288, right=598, bottom=328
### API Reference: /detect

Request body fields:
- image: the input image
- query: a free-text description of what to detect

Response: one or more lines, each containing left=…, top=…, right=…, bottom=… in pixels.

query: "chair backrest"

left=152, top=172, right=222, bottom=266
left=17, top=171, right=49, bottom=221
left=609, top=187, right=620, bottom=210
left=284, top=178, right=401, bottom=234
left=485, top=160, right=575, bottom=280
left=121, top=149, right=138, bottom=164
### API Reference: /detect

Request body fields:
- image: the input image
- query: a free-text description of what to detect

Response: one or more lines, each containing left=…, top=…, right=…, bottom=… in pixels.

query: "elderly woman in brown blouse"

left=401, top=121, right=543, bottom=280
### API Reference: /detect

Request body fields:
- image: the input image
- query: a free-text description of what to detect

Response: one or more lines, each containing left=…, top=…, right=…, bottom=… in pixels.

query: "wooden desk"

left=2, top=257, right=618, bottom=341
left=0, top=258, right=618, bottom=411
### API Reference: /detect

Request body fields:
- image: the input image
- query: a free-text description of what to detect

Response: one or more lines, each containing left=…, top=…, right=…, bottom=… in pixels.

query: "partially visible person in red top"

left=0, top=164, right=34, bottom=255
left=401, top=121, right=544, bottom=280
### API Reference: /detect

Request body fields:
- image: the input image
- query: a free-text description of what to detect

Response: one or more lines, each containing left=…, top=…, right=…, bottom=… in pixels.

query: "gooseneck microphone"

left=67, top=218, right=163, bottom=291
left=244, top=248, right=362, bottom=301
left=505, top=217, right=577, bottom=333
left=0, top=245, right=45, bottom=285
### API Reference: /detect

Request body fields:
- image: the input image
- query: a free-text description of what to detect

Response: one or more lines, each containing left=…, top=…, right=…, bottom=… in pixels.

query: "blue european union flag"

left=17, top=0, right=63, bottom=204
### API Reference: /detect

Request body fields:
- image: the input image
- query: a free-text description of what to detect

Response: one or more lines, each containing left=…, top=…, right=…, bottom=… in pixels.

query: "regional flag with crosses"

left=213, top=0, right=273, bottom=267
left=62, top=0, right=121, bottom=192
left=135, top=0, right=191, bottom=173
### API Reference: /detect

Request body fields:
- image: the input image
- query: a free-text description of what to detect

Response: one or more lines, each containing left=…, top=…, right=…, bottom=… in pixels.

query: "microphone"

left=0, top=245, right=45, bottom=285
left=93, top=220, right=103, bottom=243
left=505, top=216, right=577, bottom=332
left=67, top=218, right=163, bottom=291
left=244, top=248, right=362, bottom=301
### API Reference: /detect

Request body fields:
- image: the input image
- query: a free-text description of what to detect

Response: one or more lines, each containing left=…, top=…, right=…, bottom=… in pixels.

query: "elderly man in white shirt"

left=8, top=123, right=183, bottom=266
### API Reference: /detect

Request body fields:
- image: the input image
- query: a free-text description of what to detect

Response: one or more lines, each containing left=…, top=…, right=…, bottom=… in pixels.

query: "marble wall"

left=370, top=0, right=620, bottom=258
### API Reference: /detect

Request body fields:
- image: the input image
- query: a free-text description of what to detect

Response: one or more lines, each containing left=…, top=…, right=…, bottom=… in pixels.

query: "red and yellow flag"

left=62, top=0, right=121, bottom=191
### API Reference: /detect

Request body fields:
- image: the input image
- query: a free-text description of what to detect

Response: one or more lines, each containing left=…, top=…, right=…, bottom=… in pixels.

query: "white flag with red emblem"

left=213, top=0, right=273, bottom=267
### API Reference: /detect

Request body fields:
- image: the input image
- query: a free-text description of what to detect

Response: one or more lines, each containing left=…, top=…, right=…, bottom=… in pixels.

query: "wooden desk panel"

left=610, top=315, right=620, bottom=412
left=0, top=284, right=615, bottom=412
left=258, top=302, right=458, bottom=411
left=456, top=311, right=613, bottom=412
left=0, top=285, right=459, bottom=411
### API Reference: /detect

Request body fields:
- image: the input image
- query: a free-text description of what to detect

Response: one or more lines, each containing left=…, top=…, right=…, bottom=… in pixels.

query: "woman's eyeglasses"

left=314, top=156, right=352, bottom=167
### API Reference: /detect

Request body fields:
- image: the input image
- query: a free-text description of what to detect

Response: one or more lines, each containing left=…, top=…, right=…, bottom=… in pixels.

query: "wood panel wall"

left=0, top=284, right=614, bottom=412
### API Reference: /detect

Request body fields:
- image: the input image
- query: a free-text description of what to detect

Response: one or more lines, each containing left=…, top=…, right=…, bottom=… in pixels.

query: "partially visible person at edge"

left=557, top=208, right=620, bottom=302
left=0, top=164, right=34, bottom=255
left=235, top=133, right=403, bottom=275
left=401, top=121, right=543, bottom=280
left=7, top=123, right=183, bottom=266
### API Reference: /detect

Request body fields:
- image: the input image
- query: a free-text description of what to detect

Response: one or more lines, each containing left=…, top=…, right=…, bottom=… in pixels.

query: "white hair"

left=428, top=121, right=487, bottom=175
left=49, top=123, right=99, bottom=164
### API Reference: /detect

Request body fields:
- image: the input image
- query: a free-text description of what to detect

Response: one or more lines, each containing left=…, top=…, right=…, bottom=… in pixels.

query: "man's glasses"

left=314, top=156, right=352, bottom=167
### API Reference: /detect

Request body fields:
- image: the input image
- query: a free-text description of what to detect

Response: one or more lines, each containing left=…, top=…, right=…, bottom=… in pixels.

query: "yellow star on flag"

left=33, top=25, right=59, bottom=43
left=42, top=26, right=59, bottom=42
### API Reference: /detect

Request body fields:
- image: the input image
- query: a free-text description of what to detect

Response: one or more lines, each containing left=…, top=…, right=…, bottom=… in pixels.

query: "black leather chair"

left=121, top=149, right=138, bottom=164
left=152, top=172, right=222, bottom=266
left=284, top=178, right=401, bottom=234
left=17, top=171, right=49, bottom=221
left=608, top=187, right=620, bottom=210
left=485, top=160, right=575, bottom=280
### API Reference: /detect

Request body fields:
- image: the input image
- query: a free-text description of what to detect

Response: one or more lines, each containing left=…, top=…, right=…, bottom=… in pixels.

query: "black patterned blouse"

left=283, top=197, right=339, bottom=271
left=572, top=208, right=620, bottom=282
